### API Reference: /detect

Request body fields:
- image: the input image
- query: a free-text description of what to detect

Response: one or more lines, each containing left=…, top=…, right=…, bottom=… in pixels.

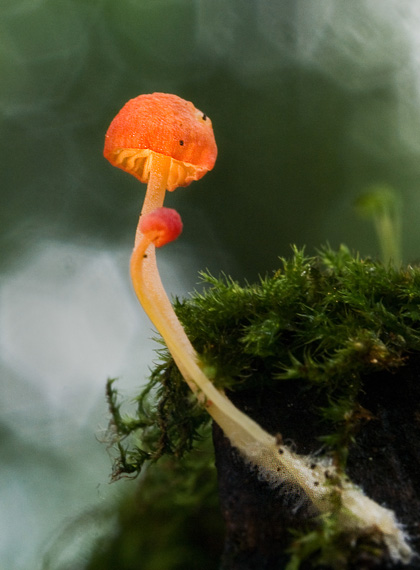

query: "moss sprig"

left=106, top=359, right=211, bottom=480
left=286, top=510, right=388, bottom=570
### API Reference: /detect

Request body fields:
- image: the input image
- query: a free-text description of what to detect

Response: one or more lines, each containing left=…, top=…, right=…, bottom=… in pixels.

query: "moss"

left=108, top=245, right=420, bottom=476
left=84, top=435, right=223, bottom=570
left=106, top=245, right=420, bottom=568
left=286, top=512, right=389, bottom=570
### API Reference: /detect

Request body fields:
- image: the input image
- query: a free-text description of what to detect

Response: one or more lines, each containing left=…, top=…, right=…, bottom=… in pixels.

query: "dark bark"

left=213, top=355, right=420, bottom=569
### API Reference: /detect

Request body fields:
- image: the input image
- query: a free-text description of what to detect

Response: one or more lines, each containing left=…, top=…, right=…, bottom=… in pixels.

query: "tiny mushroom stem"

left=130, top=208, right=283, bottom=441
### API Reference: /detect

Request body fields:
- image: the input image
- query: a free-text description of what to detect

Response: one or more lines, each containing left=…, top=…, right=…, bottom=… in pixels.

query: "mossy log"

left=213, top=355, right=420, bottom=569
left=107, top=248, right=420, bottom=569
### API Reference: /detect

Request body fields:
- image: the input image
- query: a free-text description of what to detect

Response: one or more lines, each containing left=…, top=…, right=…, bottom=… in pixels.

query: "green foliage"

left=108, top=245, right=420, bottom=479
left=87, top=437, right=223, bottom=570
left=42, top=433, right=223, bottom=570
left=106, top=361, right=210, bottom=480
left=286, top=511, right=385, bottom=570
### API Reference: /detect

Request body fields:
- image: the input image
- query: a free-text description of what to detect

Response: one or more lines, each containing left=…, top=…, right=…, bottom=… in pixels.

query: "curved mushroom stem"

left=130, top=212, right=282, bottom=439
left=129, top=209, right=412, bottom=564
left=134, top=154, right=172, bottom=247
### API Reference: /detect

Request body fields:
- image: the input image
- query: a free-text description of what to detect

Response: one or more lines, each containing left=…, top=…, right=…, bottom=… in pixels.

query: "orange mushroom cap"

left=139, top=207, right=183, bottom=248
left=104, top=93, right=217, bottom=192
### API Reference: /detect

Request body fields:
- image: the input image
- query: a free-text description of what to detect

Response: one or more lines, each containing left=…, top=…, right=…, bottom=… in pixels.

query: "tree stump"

left=213, top=354, right=420, bottom=569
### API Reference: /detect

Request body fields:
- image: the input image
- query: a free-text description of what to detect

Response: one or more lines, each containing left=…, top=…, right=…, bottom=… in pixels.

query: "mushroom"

left=104, top=91, right=338, bottom=492
left=104, top=95, right=411, bottom=561
left=104, top=92, right=222, bottom=399
left=104, top=92, right=217, bottom=245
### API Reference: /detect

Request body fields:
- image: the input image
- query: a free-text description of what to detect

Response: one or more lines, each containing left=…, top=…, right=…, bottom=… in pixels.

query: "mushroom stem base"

left=213, top=362, right=420, bottom=569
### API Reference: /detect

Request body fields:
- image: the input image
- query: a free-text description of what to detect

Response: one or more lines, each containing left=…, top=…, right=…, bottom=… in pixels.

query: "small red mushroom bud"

left=139, top=207, right=183, bottom=248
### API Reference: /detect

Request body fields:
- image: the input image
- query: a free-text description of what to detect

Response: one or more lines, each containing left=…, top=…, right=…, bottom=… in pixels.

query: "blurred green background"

left=2, top=1, right=420, bottom=568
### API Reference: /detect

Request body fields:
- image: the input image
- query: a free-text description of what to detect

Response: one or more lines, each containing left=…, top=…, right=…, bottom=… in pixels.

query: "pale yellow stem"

left=130, top=234, right=281, bottom=451
left=134, top=153, right=172, bottom=248
left=130, top=236, right=336, bottom=506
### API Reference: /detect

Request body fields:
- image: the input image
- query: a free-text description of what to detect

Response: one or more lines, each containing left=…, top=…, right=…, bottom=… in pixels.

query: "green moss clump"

left=101, top=245, right=420, bottom=569
left=108, top=245, right=420, bottom=478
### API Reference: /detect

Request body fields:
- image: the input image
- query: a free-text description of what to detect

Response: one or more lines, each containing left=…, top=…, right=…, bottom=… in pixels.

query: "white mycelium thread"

left=253, top=440, right=413, bottom=564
